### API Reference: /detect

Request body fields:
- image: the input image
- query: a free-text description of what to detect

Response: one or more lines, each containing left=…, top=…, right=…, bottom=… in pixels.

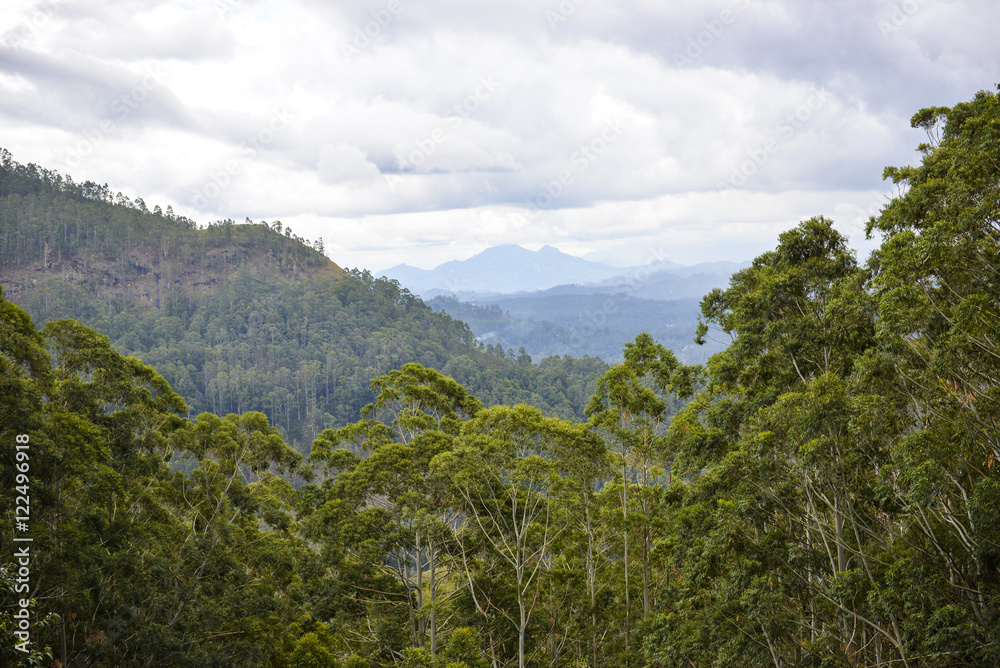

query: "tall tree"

left=585, top=332, right=696, bottom=659
left=308, top=363, right=483, bottom=658
left=865, top=88, right=1000, bottom=664
left=433, top=405, right=595, bottom=668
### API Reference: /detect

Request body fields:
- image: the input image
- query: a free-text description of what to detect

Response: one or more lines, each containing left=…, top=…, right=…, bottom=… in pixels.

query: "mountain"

left=418, top=254, right=746, bottom=364
left=0, top=152, right=609, bottom=448
left=379, top=244, right=625, bottom=294
left=379, top=243, right=746, bottom=305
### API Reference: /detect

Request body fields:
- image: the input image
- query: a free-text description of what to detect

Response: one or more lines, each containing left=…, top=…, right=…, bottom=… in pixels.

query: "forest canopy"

left=2, top=88, right=1000, bottom=667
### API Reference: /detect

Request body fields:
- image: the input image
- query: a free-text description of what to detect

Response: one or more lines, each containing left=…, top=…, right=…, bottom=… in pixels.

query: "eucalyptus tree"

left=308, top=363, right=483, bottom=658
left=0, top=295, right=316, bottom=666
left=584, top=332, right=696, bottom=657
left=0, top=287, right=58, bottom=664
left=865, top=88, right=1000, bottom=664
left=551, top=416, right=610, bottom=668
left=690, top=217, right=874, bottom=552
left=432, top=404, right=598, bottom=668
left=649, top=218, right=886, bottom=666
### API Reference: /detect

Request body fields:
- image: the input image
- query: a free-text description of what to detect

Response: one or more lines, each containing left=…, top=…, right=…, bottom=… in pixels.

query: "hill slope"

left=0, top=151, right=609, bottom=447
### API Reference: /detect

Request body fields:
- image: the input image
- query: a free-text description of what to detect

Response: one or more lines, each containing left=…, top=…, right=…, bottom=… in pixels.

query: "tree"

left=648, top=218, right=888, bottom=666
left=864, top=88, right=1000, bottom=664
left=433, top=405, right=590, bottom=668
left=2, top=291, right=314, bottom=667
left=585, top=333, right=696, bottom=659
left=308, top=363, right=483, bottom=659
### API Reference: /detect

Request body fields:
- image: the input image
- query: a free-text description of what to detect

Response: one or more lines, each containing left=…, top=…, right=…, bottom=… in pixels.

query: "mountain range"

left=379, top=244, right=621, bottom=295
left=381, top=244, right=747, bottom=363
left=379, top=244, right=744, bottom=298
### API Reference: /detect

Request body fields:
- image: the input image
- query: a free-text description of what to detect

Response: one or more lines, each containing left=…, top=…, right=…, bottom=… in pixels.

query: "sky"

left=1, top=0, right=996, bottom=272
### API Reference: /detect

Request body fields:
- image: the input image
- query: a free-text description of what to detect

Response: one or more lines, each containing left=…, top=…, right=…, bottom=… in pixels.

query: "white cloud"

left=317, top=143, right=381, bottom=184
left=0, top=0, right=996, bottom=273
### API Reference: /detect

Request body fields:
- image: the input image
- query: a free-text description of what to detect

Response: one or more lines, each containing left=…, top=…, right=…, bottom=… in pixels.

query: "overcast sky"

left=1, top=0, right=996, bottom=271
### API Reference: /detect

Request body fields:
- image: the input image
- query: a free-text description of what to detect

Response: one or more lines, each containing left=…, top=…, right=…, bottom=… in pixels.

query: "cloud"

left=0, top=0, right=996, bottom=272
left=317, top=143, right=381, bottom=183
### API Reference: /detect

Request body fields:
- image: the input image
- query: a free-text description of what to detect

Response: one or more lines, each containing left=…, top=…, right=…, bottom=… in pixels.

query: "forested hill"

left=0, top=151, right=607, bottom=448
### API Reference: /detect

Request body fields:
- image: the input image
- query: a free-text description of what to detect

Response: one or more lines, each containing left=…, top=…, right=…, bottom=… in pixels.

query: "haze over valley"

left=379, top=243, right=746, bottom=362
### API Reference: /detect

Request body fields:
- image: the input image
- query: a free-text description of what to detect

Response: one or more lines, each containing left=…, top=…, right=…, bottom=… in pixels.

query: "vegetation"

left=428, top=293, right=718, bottom=365
left=2, top=88, right=1000, bottom=666
left=0, top=154, right=607, bottom=450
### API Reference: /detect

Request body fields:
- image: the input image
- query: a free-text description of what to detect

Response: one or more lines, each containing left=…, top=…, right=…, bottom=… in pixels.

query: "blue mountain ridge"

left=378, top=244, right=746, bottom=298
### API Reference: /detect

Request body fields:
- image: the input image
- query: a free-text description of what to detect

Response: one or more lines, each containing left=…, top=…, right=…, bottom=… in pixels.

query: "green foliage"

left=0, top=292, right=324, bottom=667
left=0, top=565, right=59, bottom=667
left=440, top=628, right=489, bottom=668
left=645, top=90, right=1000, bottom=667
left=4, top=89, right=1000, bottom=667
left=289, top=630, right=340, bottom=668
left=0, top=152, right=607, bottom=453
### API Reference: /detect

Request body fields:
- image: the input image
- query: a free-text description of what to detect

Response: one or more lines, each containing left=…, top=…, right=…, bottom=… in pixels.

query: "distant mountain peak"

left=378, top=243, right=621, bottom=295
left=377, top=244, right=749, bottom=298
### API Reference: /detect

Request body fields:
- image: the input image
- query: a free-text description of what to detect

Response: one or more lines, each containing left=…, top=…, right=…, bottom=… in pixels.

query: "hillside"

left=429, top=291, right=727, bottom=363
left=0, top=151, right=609, bottom=448
left=423, top=264, right=741, bottom=363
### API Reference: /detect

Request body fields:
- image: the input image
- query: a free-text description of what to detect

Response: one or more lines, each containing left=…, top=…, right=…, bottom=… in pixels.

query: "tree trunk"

left=416, top=531, right=425, bottom=643
left=623, top=455, right=630, bottom=653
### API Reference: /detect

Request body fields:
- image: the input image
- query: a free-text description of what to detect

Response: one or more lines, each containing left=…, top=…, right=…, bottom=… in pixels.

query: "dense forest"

left=0, top=157, right=608, bottom=449
left=2, top=88, right=1000, bottom=667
